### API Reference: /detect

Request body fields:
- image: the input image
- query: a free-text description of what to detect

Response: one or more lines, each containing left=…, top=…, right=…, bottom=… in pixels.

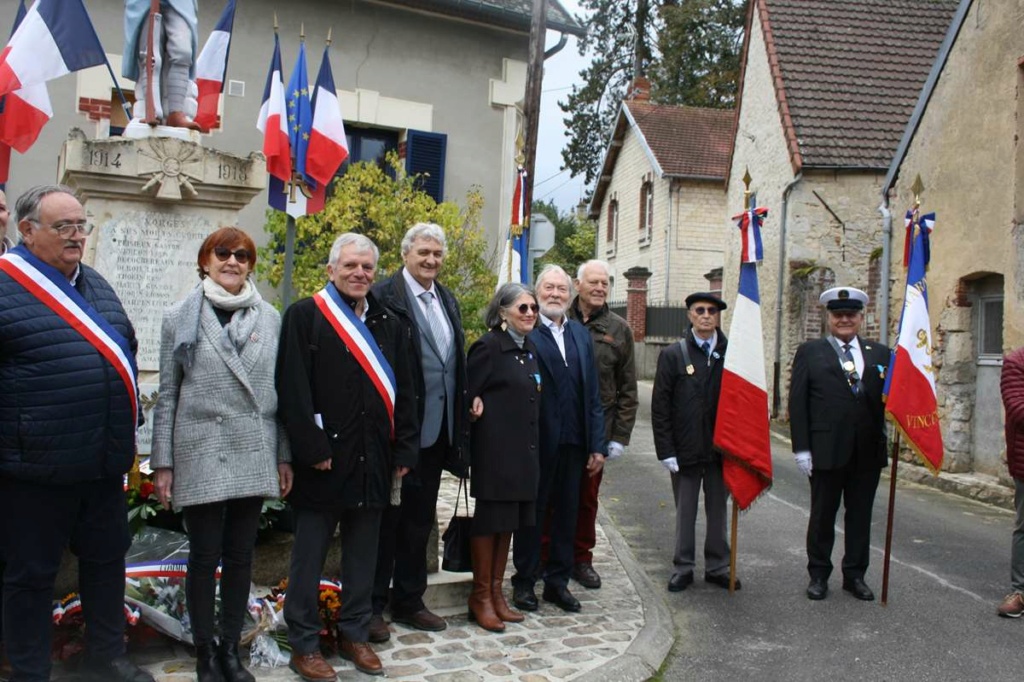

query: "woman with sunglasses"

left=463, top=283, right=542, bottom=632
left=151, top=227, right=292, bottom=682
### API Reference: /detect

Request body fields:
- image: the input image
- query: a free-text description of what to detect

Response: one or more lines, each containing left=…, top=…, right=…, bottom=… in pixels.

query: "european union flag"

left=285, top=42, right=313, bottom=186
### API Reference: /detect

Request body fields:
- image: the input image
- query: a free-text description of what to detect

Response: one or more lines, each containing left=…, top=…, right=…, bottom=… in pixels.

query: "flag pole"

left=144, top=0, right=160, bottom=125
left=881, top=431, right=900, bottom=605
left=281, top=20, right=305, bottom=310
left=729, top=169, right=755, bottom=595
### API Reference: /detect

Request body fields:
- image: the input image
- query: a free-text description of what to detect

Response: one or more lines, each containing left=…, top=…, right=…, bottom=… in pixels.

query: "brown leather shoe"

left=368, top=613, right=391, bottom=642
left=392, top=607, right=446, bottom=632
left=165, top=110, right=203, bottom=131
left=288, top=652, right=337, bottom=681
left=339, top=640, right=383, bottom=676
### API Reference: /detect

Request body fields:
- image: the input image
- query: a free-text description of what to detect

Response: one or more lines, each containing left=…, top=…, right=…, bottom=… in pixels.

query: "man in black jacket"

left=789, top=286, right=890, bottom=602
left=277, top=233, right=419, bottom=679
left=0, top=186, right=151, bottom=682
left=651, top=292, right=737, bottom=593
left=370, top=223, right=470, bottom=640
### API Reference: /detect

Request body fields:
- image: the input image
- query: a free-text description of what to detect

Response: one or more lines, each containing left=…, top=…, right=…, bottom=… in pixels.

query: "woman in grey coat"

left=151, top=227, right=292, bottom=682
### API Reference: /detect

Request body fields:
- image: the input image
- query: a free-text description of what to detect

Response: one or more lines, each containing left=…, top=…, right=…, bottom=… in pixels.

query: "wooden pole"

left=144, top=0, right=160, bottom=125
left=729, top=501, right=738, bottom=593
left=881, top=432, right=901, bottom=605
left=519, top=0, right=547, bottom=282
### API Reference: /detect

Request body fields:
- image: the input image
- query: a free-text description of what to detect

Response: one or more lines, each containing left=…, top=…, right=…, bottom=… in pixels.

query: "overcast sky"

left=534, top=0, right=591, bottom=215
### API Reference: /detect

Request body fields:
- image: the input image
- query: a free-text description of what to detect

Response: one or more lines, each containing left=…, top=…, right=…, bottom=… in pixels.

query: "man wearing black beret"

left=789, top=287, right=891, bottom=602
left=651, top=292, right=739, bottom=593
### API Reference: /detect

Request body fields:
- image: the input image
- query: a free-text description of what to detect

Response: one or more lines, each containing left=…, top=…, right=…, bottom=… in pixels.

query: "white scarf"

left=203, top=277, right=263, bottom=355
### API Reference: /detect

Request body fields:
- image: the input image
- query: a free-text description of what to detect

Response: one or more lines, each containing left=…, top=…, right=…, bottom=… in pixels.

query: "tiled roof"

left=588, top=101, right=734, bottom=218
left=626, top=102, right=735, bottom=179
left=760, top=0, right=960, bottom=169
left=375, top=0, right=585, bottom=36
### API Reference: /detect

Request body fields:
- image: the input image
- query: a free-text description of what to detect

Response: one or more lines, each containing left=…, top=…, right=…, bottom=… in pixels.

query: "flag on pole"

left=0, top=0, right=53, bottom=160
left=306, top=44, right=349, bottom=186
left=256, top=33, right=291, bottom=183
left=884, top=207, right=943, bottom=472
left=497, top=166, right=529, bottom=284
left=714, top=206, right=773, bottom=510
left=0, top=0, right=106, bottom=97
left=267, top=41, right=324, bottom=217
left=194, top=0, right=236, bottom=131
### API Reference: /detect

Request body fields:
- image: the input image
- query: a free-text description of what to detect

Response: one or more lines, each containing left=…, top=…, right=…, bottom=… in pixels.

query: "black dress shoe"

left=542, top=584, right=581, bottom=612
left=705, top=573, right=741, bottom=590
left=842, top=577, right=875, bottom=601
left=81, top=656, right=156, bottom=682
left=667, top=573, right=694, bottom=592
left=512, top=584, right=538, bottom=611
left=217, top=640, right=255, bottom=682
left=572, top=562, right=602, bottom=589
left=806, top=578, right=828, bottom=600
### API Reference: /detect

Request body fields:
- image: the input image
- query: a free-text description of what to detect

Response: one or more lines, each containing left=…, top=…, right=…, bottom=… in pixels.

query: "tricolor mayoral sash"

left=313, top=284, right=396, bottom=438
left=0, top=245, right=139, bottom=427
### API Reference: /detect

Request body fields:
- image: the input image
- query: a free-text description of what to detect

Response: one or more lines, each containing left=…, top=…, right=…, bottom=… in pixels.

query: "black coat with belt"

left=651, top=329, right=727, bottom=470
left=789, top=336, right=891, bottom=471
left=275, top=290, right=419, bottom=512
left=466, top=329, right=541, bottom=502
left=372, top=269, right=470, bottom=476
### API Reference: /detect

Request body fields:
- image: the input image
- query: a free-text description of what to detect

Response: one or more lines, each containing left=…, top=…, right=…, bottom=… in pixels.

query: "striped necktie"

left=419, top=291, right=451, bottom=359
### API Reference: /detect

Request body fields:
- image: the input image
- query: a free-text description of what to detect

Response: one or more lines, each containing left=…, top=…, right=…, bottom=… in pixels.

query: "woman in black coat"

left=465, top=282, right=541, bottom=632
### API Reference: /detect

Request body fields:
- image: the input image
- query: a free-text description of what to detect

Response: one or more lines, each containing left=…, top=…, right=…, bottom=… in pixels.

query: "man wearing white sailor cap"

left=789, top=286, right=891, bottom=602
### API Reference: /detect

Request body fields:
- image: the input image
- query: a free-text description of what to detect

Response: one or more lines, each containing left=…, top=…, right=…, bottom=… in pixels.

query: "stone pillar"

left=625, top=266, right=652, bottom=342
left=704, top=267, right=723, bottom=298
left=58, top=128, right=266, bottom=454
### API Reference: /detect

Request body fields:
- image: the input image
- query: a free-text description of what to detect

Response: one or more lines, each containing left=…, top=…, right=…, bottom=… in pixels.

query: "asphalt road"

left=600, top=383, right=1020, bottom=681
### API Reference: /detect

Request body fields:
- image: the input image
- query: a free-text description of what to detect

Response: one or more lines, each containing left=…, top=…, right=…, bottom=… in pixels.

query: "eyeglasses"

left=691, top=306, right=719, bottom=316
left=31, top=219, right=94, bottom=238
left=516, top=303, right=539, bottom=314
left=213, top=246, right=252, bottom=264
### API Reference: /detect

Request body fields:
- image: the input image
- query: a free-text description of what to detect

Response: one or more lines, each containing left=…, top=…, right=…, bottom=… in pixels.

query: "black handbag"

left=441, top=478, right=473, bottom=573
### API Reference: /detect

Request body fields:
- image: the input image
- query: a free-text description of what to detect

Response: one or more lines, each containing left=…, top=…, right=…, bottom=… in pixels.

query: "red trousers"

left=541, top=466, right=603, bottom=565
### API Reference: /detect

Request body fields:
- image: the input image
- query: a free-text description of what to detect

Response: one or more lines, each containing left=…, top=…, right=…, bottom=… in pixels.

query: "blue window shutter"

left=405, top=130, right=447, bottom=202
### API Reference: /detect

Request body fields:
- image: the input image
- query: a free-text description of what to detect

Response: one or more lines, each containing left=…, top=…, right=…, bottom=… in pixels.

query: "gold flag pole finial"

left=326, top=27, right=333, bottom=46
left=300, top=23, right=305, bottom=42
left=910, top=174, right=925, bottom=211
left=273, top=13, right=279, bottom=33
left=742, top=167, right=753, bottom=211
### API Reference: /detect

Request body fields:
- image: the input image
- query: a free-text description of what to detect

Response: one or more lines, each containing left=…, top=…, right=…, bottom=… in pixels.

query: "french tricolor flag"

left=714, top=207, right=773, bottom=510
left=306, top=45, right=349, bottom=187
left=0, top=2, right=51, bottom=155
left=194, top=0, right=236, bottom=132
left=0, top=0, right=106, bottom=97
left=256, top=34, right=291, bottom=183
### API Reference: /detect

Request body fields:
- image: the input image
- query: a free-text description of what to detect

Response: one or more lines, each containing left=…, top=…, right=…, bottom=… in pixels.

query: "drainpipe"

left=664, top=181, right=674, bottom=302
left=878, top=195, right=892, bottom=346
left=545, top=32, right=568, bottom=59
left=771, top=172, right=802, bottom=418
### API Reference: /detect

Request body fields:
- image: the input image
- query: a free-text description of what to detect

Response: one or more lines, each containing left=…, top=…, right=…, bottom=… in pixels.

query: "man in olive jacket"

left=564, top=260, right=637, bottom=589
left=651, top=292, right=736, bottom=594
left=276, top=233, right=418, bottom=679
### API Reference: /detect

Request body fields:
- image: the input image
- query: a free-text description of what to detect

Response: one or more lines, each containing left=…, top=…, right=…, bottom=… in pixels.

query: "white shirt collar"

left=831, top=335, right=861, bottom=352
left=691, top=329, right=717, bottom=350
left=68, top=265, right=81, bottom=287
left=402, top=267, right=434, bottom=300
left=540, top=313, right=566, bottom=332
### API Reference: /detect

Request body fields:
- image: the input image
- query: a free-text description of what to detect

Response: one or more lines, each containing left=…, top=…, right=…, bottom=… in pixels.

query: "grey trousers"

left=285, top=506, right=382, bottom=653
left=671, top=464, right=730, bottom=578
left=1012, top=478, right=1024, bottom=593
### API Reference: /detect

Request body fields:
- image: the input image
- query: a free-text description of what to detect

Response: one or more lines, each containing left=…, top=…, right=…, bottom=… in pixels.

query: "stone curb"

left=580, top=506, right=673, bottom=682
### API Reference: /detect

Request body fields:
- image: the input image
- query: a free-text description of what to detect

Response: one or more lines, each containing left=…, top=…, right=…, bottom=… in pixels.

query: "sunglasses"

left=213, top=246, right=251, bottom=264
left=691, top=306, right=719, bottom=315
left=516, top=303, right=540, bottom=314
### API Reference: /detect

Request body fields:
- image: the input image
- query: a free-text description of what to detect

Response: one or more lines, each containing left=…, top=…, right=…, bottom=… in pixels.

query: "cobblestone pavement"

left=51, top=473, right=670, bottom=681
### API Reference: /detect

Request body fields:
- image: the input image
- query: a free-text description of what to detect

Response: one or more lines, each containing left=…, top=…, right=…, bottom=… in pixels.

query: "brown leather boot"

left=165, top=110, right=202, bottom=131
left=491, top=532, right=524, bottom=622
left=468, top=535, right=504, bottom=632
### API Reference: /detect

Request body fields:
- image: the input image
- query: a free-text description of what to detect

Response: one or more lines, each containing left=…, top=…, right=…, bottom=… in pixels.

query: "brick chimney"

left=628, top=76, right=651, bottom=102
left=624, top=266, right=653, bottom=341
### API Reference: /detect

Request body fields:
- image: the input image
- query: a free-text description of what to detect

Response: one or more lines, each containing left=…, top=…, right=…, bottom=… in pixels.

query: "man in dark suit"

left=370, top=223, right=470, bottom=640
left=789, top=286, right=890, bottom=602
left=512, top=264, right=606, bottom=613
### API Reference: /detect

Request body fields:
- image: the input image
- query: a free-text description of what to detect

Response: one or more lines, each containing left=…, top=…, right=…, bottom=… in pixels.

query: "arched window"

left=606, top=197, right=619, bottom=255
left=639, top=179, right=654, bottom=244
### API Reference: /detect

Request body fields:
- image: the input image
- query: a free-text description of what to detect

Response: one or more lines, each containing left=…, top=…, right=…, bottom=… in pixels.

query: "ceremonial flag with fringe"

left=714, top=206, right=773, bottom=510
left=885, top=208, right=943, bottom=472
left=497, top=166, right=528, bottom=284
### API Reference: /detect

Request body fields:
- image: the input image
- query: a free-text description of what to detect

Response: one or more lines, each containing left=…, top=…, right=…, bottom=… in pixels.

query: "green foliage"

left=561, top=0, right=747, bottom=186
left=258, top=153, right=497, bottom=343
left=532, top=200, right=598, bottom=279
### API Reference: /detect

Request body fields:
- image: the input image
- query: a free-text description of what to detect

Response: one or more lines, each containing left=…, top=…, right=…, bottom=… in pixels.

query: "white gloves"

left=661, top=456, right=679, bottom=474
left=795, top=452, right=813, bottom=477
left=607, top=441, right=625, bottom=460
